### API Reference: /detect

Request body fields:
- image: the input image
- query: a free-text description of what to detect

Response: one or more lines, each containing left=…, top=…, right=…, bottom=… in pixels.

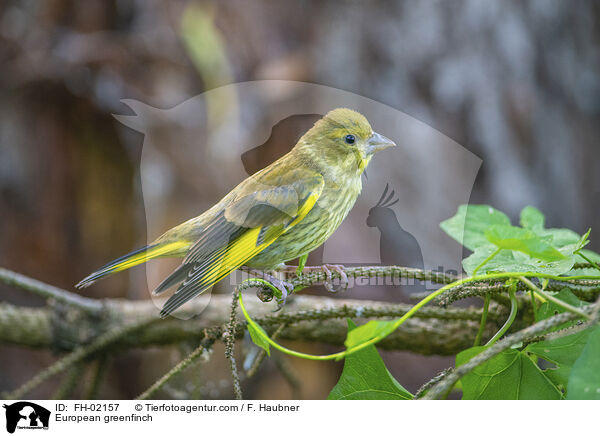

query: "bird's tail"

left=75, top=241, right=189, bottom=289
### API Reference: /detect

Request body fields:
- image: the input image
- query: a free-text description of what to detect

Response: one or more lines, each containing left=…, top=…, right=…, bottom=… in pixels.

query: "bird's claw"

left=321, top=264, right=348, bottom=293
left=247, top=268, right=294, bottom=309
left=270, top=263, right=348, bottom=293
left=260, top=273, right=294, bottom=311
left=272, top=277, right=295, bottom=311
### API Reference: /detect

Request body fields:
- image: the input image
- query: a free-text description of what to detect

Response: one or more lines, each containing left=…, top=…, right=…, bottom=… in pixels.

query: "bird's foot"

left=268, top=274, right=295, bottom=310
left=248, top=269, right=295, bottom=310
left=298, top=264, right=348, bottom=293
left=321, top=264, right=348, bottom=292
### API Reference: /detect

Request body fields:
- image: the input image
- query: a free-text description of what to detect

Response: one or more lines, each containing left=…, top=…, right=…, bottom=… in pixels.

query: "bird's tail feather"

left=75, top=241, right=188, bottom=289
left=152, top=263, right=193, bottom=296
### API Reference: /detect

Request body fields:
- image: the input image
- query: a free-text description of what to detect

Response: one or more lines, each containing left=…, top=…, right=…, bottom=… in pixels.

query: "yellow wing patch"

left=160, top=189, right=321, bottom=317
left=198, top=190, right=319, bottom=285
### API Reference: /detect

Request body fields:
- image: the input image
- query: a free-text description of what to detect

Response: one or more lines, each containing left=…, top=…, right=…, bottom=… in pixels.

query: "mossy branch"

left=2, top=265, right=599, bottom=399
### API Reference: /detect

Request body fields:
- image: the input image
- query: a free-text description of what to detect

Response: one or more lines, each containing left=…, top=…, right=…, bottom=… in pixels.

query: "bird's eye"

left=344, top=134, right=355, bottom=145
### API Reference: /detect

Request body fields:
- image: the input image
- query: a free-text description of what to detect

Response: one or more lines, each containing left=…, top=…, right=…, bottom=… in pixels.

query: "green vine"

left=240, top=271, right=598, bottom=362
left=240, top=204, right=600, bottom=400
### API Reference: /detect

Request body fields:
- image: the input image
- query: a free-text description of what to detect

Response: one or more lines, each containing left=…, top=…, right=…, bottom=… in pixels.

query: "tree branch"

left=0, top=267, right=104, bottom=313
left=0, top=295, right=505, bottom=356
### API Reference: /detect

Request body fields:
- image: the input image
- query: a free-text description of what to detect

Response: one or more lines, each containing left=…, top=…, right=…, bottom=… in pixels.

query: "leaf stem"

left=530, top=290, right=538, bottom=322
left=473, top=294, right=490, bottom=346
left=577, top=252, right=600, bottom=273
left=486, top=285, right=517, bottom=346
left=296, top=254, right=308, bottom=275
left=136, top=342, right=208, bottom=400
left=519, top=276, right=592, bottom=320
left=472, top=248, right=502, bottom=275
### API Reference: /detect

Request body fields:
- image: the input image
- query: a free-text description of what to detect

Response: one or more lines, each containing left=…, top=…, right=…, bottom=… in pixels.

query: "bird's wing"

left=157, top=169, right=324, bottom=317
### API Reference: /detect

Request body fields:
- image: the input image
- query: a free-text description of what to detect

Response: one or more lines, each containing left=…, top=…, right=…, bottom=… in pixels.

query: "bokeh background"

left=1, top=0, right=599, bottom=399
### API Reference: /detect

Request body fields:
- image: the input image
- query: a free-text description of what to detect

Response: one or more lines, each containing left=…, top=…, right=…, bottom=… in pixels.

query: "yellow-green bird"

left=76, top=108, right=395, bottom=317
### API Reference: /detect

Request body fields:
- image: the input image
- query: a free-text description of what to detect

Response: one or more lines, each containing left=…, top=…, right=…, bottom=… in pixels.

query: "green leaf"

left=462, top=245, right=517, bottom=275
left=462, top=245, right=574, bottom=276
left=328, top=320, right=412, bottom=400
left=441, top=204, right=592, bottom=275
left=524, top=289, right=593, bottom=393
left=526, top=325, right=598, bottom=390
left=538, top=228, right=582, bottom=249
left=484, top=225, right=566, bottom=261
left=247, top=321, right=271, bottom=356
left=566, top=267, right=600, bottom=277
left=520, top=206, right=545, bottom=231
left=344, top=319, right=397, bottom=349
left=567, top=327, right=600, bottom=399
left=519, top=206, right=582, bottom=249
left=536, top=289, right=587, bottom=323
left=456, top=347, right=562, bottom=399
left=440, top=205, right=511, bottom=251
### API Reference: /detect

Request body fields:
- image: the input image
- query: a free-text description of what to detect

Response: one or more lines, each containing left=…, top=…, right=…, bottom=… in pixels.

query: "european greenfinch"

left=76, top=108, right=396, bottom=316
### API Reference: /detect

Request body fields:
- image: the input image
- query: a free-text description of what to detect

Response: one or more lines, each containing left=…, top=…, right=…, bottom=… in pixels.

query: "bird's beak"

left=366, top=132, right=396, bottom=156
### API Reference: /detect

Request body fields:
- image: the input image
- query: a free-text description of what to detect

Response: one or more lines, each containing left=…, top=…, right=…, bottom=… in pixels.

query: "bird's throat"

left=356, top=151, right=371, bottom=174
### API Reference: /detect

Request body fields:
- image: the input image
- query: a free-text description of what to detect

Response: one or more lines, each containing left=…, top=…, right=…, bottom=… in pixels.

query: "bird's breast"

left=245, top=176, right=362, bottom=269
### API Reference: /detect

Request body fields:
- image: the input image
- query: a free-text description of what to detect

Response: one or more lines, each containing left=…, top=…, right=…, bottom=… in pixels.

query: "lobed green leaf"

left=526, top=326, right=598, bottom=391
left=440, top=205, right=511, bottom=252
left=329, top=320, right=412, bottom=400
left=566, top=327, right=600, bottom=399
left=456, top=347, right=562, bottom=400
left=484, top=225, right=566, bottom=261
left=520, top=206, right=545, bottom=231
left=462, top=245, right=574, bottom=275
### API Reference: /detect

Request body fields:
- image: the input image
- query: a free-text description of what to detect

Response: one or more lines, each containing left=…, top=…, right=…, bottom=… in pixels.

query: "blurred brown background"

left=1, top=0, right=599, bottom=399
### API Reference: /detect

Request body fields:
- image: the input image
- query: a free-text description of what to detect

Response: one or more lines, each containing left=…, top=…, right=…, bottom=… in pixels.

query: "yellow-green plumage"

left=76, top=108, right=395, bottom=316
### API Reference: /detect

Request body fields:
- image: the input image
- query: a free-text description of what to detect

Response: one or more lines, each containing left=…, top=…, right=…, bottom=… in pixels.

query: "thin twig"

left=85, top=355, right=110, bottom=400
left=136, top=340, right=213, bottom=400
left=414, top=368, right=453, bottom=399
left=52, top=362, right=87, bottom=400
left=524, top=320, right=590, bottom=345
left=573, top=262, right=600, bottom=270
left=238, top=266, right=461, bottom=299
left=2, top=318, right=156, bottom=400
left=0, top=267, right=104, bottom=313
left=224, top=289, right=242, bottom=400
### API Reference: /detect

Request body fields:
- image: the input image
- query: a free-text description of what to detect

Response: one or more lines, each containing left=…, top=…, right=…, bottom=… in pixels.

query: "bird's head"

left=297, top=108, right=396, bottom=175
